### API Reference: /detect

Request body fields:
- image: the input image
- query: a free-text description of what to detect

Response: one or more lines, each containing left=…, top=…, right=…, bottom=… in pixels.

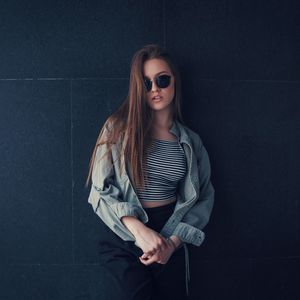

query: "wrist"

left=167, top=237, right=177, bottom=251
left=169, top=235, right=182, bottom=248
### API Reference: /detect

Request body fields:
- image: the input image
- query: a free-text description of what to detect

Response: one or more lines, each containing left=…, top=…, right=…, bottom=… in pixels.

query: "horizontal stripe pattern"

left=136, top=139, right=187, bottom=201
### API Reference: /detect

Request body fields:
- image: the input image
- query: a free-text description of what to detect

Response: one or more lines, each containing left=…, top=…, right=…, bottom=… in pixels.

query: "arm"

left=172, top=136, right=215, bottom=246
left=88, top=125, right=169, bottom=255
left=88, top=126, right=147, bottom=242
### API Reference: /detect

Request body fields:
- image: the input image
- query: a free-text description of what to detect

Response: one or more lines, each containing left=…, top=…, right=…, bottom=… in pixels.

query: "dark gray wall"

left=0, top=0, right=299, bottom=299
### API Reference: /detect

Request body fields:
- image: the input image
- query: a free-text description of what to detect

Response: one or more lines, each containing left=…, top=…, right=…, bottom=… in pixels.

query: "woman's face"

left=143, top=58, right=175, bottom=113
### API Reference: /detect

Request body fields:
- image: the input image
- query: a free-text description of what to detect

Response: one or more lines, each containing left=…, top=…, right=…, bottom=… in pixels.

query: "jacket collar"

left=169, top=119, right=192, bottom=145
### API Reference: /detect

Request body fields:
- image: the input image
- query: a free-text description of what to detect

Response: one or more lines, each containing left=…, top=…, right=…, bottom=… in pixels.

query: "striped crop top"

left=135, top=139, right=187, bottom=202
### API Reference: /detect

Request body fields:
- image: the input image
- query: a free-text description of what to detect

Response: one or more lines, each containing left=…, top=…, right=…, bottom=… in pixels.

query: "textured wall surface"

left=0, top=0, right=299, bottom=299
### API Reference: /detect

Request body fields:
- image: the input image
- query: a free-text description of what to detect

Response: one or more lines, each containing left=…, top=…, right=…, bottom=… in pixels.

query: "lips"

left=152, top=95, right=162, bottom=100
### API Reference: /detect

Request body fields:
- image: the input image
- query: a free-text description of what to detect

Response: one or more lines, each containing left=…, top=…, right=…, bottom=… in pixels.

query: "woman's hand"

left=134, top=225, right=169, bottom=256
left=121, top=216, right=181, bottom=265
left=121, top=216, right=169, bottom=256
left=139, top=238, right=176, bottom=265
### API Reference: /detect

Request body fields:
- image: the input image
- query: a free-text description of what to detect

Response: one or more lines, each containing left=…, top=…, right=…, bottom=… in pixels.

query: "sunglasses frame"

left=143, top=74, right=172, bottom=92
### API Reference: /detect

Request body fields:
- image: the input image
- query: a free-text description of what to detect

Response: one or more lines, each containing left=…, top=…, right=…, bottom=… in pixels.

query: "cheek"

left=146, top=95, right=152, bottom=103
left=169, top=80, right=175, bottom=93
left=166, top=85, right=175, bottom=99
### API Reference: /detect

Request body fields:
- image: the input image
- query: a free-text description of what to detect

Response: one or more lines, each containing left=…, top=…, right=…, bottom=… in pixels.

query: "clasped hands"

left=121, top=216, right=181, bottom=266
left=135, top=227, right=178, bottom=266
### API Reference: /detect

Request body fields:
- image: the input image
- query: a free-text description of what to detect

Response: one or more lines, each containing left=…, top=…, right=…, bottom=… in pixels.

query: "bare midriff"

left=141, top=196, right=177, bottom=208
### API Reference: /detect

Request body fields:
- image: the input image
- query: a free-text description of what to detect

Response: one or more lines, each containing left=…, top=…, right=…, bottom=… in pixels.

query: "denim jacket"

left=88, top=119, right=215, bottom=294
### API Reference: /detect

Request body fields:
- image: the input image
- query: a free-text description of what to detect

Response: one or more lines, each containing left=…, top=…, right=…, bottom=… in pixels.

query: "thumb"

left=140, top=253, right=149, bottom=259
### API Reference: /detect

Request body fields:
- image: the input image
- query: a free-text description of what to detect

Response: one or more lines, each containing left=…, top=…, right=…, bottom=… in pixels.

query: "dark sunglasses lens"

left=157, top=75, right=171, bottom=88
left=144, top=75, right=171, bottom=92
left=144, top=79, right=152, bottom=92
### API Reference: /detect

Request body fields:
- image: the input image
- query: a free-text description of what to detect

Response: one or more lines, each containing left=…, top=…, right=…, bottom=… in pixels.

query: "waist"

left=141, top=196, right=177, bottom=208
left=142, top=200, right=177, bottom=232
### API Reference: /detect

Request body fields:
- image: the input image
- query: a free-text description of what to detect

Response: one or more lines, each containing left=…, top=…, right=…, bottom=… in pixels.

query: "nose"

left=151, top=80, right=160, bottom=92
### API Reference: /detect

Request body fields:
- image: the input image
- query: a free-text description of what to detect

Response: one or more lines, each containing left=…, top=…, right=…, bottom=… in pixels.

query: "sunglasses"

left=143, top=74, right=172, bottom=92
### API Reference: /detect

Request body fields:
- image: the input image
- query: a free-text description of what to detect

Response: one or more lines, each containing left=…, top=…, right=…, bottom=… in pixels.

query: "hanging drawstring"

left=183, top=243, right=190, bottom=296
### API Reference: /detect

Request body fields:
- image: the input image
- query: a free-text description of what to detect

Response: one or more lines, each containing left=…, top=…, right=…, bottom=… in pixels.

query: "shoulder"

left=177, top=121, right=203, bottom=147
left=103, top=117, right=115, bottom=134
left=99, top=117, right=123, bottom=144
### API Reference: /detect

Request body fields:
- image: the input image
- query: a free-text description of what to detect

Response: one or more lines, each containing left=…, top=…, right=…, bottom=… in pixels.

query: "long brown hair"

left=85, top=44, right=184, bottom=190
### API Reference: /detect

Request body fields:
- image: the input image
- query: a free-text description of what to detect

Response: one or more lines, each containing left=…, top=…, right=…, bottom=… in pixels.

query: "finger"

left=156, top=239, right=168, bottom=252
left=139, top=256, right=151, bottom=265
left=159, top=245, right=168, bottom=253
left=139, top=254, right=158, bottom=266
left=154, top=246, right=163, bottom=253
left=159, top=237, right=169, bottom=249
left=144, top=250, right=155, bottom=256
left=141, top=253, right=151, bottom=260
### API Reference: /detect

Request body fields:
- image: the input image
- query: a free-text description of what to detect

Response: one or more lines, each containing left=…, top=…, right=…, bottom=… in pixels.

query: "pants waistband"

left=143, top=200, right=176, bottom=213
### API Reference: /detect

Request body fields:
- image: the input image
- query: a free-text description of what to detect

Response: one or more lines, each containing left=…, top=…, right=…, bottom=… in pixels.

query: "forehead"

left=143, top=58, right=172, bottom=77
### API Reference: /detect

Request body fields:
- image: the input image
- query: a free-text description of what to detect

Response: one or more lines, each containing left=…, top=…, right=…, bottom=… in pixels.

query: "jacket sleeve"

left=87, top=127, right=147, bottom=241
left=172, top=136, right=215, bottom=246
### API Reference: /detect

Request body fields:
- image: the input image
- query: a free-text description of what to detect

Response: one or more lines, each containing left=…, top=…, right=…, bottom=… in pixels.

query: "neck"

left=152, top=109, right=174, bottom=130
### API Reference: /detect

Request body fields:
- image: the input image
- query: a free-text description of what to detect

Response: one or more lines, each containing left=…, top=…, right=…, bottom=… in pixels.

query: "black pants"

left=94, top=201, right=188, bottom=300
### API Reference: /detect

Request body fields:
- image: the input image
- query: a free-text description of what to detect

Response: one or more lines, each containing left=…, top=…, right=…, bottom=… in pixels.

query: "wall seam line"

left=163, top=0, right=166, bottom=48
left=70, top=79, right=75, bottom=265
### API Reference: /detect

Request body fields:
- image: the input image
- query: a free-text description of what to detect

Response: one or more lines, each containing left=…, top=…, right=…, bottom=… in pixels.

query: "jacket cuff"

left=172, top=222, right=205, bottom=246
left=110, top=202, right=148, bottom=223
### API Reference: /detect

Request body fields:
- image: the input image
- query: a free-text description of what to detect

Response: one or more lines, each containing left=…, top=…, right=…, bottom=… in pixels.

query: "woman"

left=86, top=44, right=215, bottom=300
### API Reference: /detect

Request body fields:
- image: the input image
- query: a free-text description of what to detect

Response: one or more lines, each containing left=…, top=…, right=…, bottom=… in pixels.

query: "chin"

left=149, top=104, right=172, bottom=112
left=147, top=99, right=173, bottom=110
